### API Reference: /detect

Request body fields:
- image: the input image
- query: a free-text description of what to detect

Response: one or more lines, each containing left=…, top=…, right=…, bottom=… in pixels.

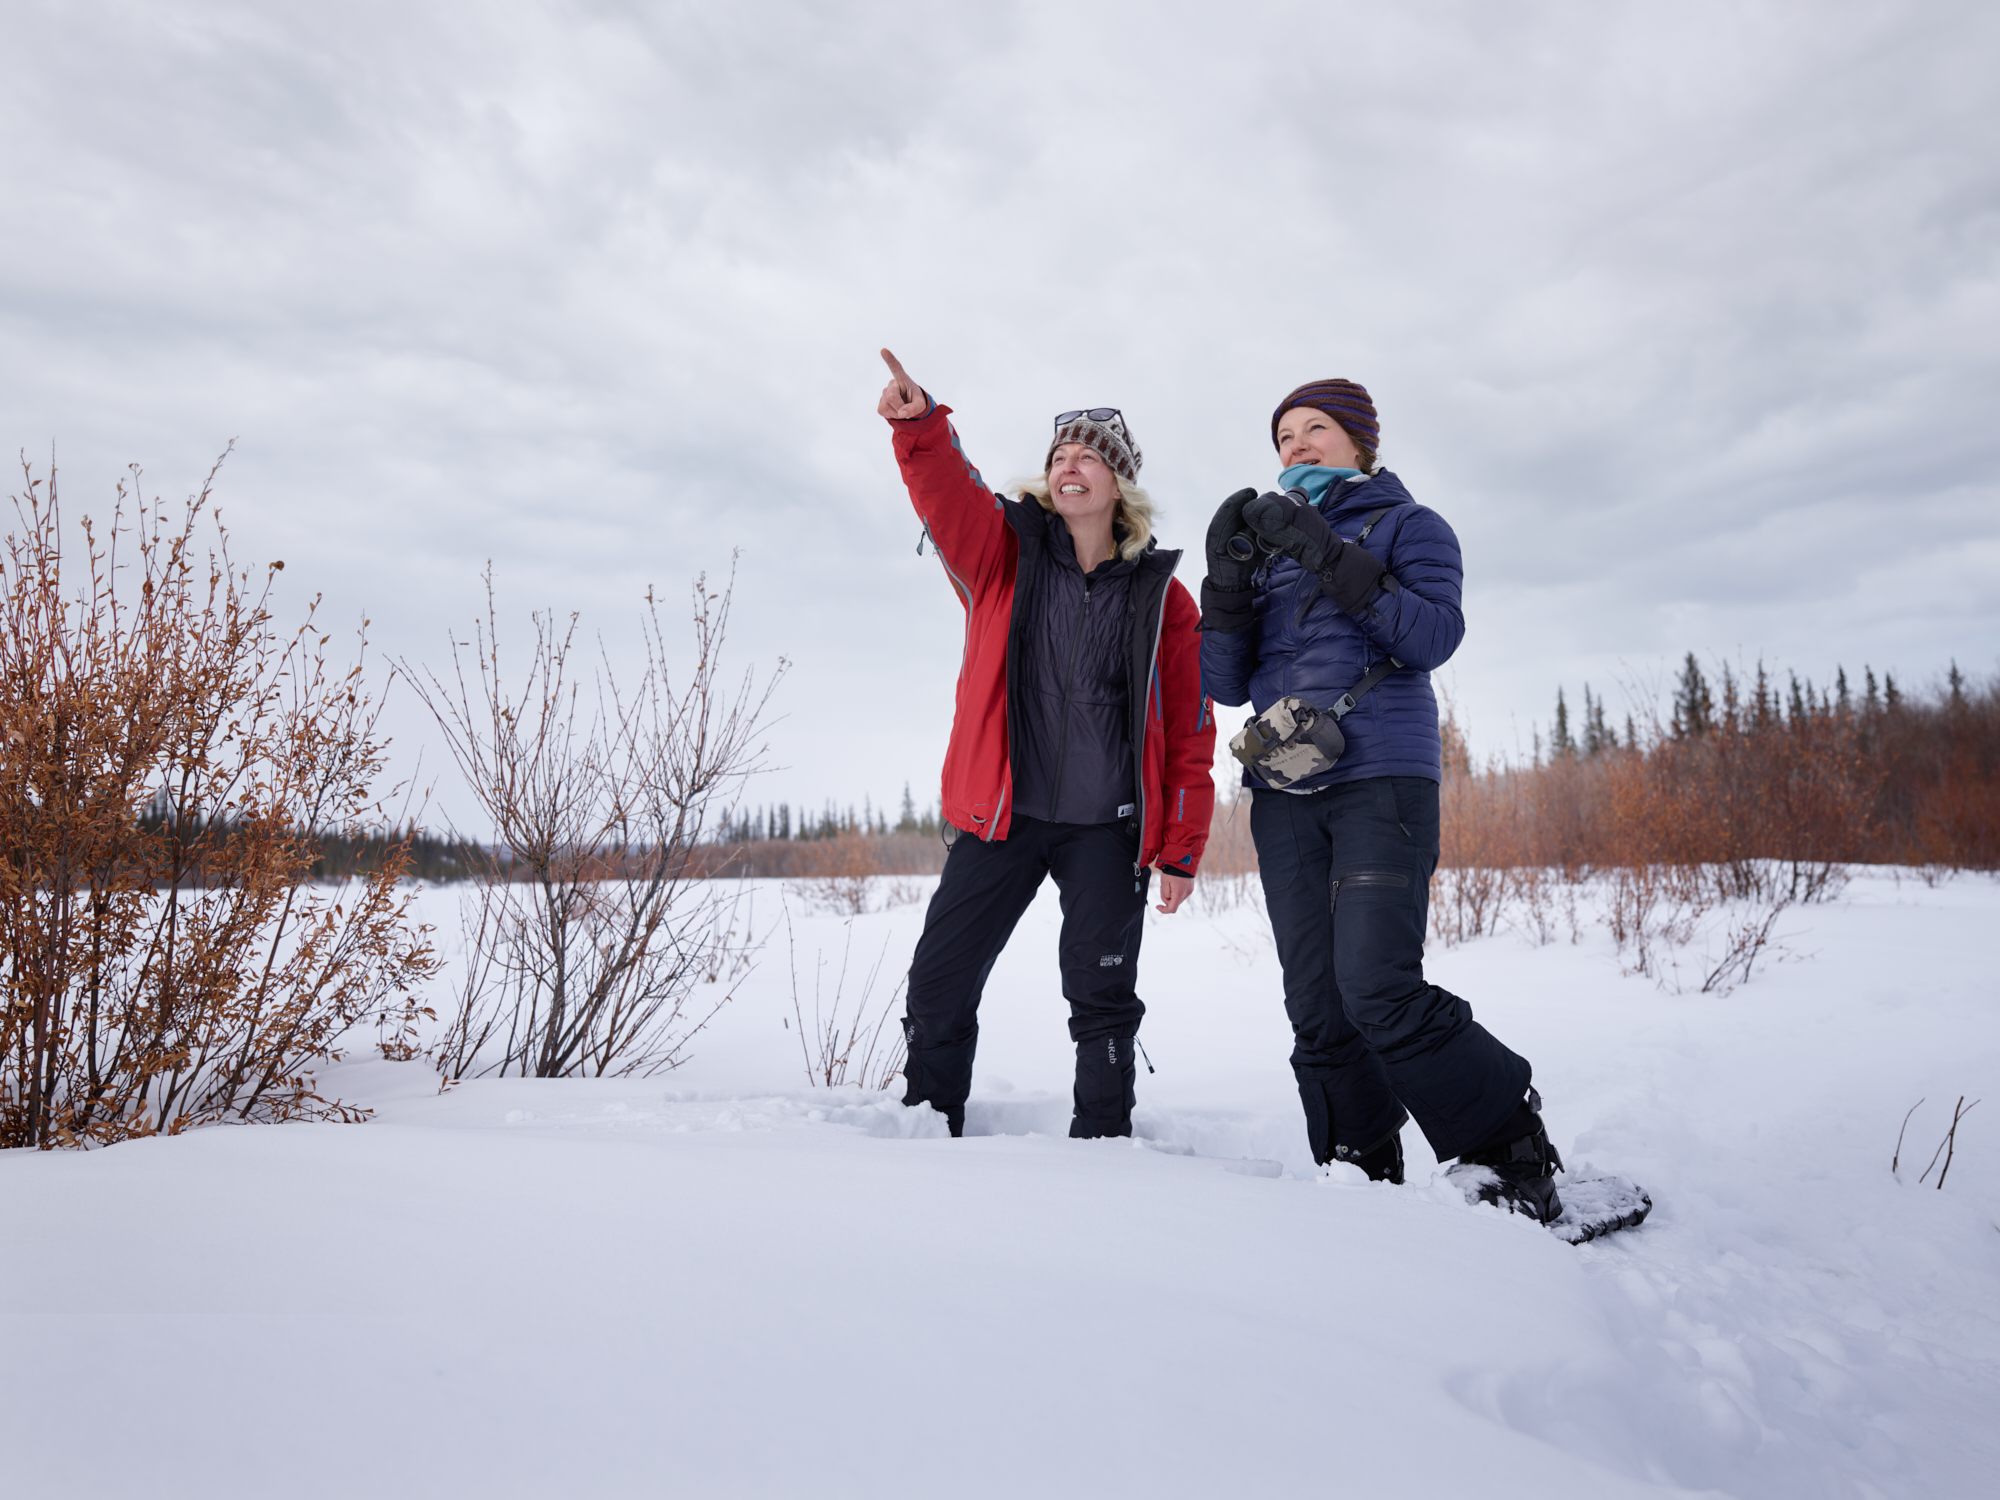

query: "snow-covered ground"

left=5, top=869, right=1998, bottom=1498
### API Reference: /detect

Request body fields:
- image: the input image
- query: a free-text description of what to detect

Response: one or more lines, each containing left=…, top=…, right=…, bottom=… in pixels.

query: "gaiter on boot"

left=1070, top=1035, right=1137, bottom=1138
left=900, top=1017, right=966, bottom=1136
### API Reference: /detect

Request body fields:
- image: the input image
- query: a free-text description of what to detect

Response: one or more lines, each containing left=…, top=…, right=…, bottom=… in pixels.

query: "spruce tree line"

left=1542, top=653, right=1944, bottom=761
left=710, top=781, right=941, bottom=845
left=1509, top=653, right=1997, bottom=870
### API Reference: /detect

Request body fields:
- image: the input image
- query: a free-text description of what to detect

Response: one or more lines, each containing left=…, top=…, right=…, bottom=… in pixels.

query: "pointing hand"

left=877, top=349, right=929, bottom=421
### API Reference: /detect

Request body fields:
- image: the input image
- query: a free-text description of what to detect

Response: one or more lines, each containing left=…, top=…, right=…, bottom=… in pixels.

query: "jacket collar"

left=1317, top=468, right=1412, bottom=521
left=1005, top=492, right=1179, bottom=574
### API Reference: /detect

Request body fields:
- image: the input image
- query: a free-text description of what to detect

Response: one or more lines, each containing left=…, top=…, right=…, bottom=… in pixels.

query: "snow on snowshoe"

left=1545, top=1170, right=1651, bottom=1244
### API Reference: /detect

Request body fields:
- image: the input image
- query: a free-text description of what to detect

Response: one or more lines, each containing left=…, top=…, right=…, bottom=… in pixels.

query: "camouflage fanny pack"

left=1229, top=656, right=1404, bottom=791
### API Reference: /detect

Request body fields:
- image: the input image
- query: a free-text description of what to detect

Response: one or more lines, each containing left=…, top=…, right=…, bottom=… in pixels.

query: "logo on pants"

left=1098, top=953, right=1124, bottom=967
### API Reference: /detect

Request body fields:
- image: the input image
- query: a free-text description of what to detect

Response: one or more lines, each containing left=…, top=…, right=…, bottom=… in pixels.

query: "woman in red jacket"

left=877, top=349, right=1215, bottom=1139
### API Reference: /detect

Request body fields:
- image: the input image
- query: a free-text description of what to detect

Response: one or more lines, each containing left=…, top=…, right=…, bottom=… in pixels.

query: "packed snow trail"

left=3, top=871, right=1996, bottom=1498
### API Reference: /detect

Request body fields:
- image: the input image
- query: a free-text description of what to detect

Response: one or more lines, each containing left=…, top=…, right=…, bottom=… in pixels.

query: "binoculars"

left=1224, top=531, right=1273, bottom=562
left=1223, top=486, right=1310, bottom=562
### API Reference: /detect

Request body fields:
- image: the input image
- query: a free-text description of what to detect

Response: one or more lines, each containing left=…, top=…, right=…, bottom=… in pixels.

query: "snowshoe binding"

left=1447, top=1112, right=1565, bottom=1225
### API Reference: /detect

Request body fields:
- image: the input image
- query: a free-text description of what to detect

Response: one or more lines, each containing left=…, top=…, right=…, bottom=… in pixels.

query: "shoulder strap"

left=1326, top=654, right=1404, bottom=721
left=1352, top=506, right=1392, bottom=546
left=1301, top=506, right=1403, bottom=719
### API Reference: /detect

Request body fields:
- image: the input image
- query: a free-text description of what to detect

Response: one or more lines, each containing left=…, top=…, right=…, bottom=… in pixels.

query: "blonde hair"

left=1013, top=473, right=1156, bottom=561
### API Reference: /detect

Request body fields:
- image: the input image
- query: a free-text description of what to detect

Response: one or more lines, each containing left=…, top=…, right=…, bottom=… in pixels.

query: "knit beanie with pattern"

left=1046, top=412, right=1143, bottom=483
left=1271, top=379, right=1379, bottom=455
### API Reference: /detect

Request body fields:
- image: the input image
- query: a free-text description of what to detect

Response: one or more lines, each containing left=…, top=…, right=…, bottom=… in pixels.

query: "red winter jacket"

left=890, top=402, right=1216, bottom=875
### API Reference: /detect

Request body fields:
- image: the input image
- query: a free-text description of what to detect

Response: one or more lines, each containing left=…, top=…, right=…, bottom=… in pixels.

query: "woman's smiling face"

left=1046, top=442, right=1122, bottom=526
left=1275, top=406, right=1362, bottom=470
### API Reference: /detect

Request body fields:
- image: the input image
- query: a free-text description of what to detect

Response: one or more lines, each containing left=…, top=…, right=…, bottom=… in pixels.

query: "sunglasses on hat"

left=1054, top=408, right=1123, bottom=427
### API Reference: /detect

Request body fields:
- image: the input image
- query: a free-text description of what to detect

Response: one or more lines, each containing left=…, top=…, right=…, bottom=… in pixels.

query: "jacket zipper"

left=1047, top=576, right=1094, bottom=817
left=1131, top=574, right=1169, bottom=880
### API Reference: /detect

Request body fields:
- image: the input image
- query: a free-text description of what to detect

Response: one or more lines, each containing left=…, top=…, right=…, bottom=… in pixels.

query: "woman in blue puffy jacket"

left=1199, top=380, right=1562, bottom=1222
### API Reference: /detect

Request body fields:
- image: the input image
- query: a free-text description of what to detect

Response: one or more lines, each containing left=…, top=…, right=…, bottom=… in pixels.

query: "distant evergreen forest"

left=707, top=782, right=940, bottom=845
left=308, top=826, right=482, bottom=883
left=1475, top=655, right=2000, bottom=871
left=132, top=799, right=484, bottom=884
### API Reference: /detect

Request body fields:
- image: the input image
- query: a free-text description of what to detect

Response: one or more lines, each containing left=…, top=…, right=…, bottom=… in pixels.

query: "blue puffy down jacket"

left=1200, top=469, right=1463, bottom=789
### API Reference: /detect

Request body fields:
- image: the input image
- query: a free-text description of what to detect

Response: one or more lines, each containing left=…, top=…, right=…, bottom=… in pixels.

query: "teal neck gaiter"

left=1279, top=463, right=1362, bottom=508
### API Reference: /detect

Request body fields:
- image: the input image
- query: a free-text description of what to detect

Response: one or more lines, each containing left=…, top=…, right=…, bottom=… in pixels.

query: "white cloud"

left=4, top=0, right=1995, bottom=826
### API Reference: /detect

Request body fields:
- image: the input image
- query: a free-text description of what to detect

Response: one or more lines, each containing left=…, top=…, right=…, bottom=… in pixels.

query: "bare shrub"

left=1601, top=865, right=1695, bottom=980
left=0, top=456, right=437, bottom=1148
left=1428, top=674, right=1886, bottom=985
left=1432, top=746, right=1528, bottom=946
left=691, top=831, right=944, bottom=879
left=784, top=904, right=906, bottom=1090
left=410, top=566, right=779, bottom=1079
left=880, top=875, right=930, bottom=910
left=1893, top=1097, right=1924, bottom=1174
left=1198, top=789, right=1260, bottom=876
left=786, top=833, right=882, bottom=916
left=1917, top=1096, right=1980, bottom=1189
left=1189, top=869, right=1261, bottom=917
left=1514, top=865, right=1562, bottom=947
left=1430, top=864, right=1507, bottom=947
left=1696, top=893, right=1792, bottom=994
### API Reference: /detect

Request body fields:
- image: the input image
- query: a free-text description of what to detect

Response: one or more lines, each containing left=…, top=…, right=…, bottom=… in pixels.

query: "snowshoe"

left=1446, top=1162, right=1652, bottom=1242
left=1545, top=1170, right=1652, bottom=1244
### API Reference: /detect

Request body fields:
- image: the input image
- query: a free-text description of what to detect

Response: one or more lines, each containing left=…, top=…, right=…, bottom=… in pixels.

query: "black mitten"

left=1318, top=543, right=1389, bottom=614
left=1200, top=578, right=1257, bottom=633
left=1203, top=487, right=1259, bottom=593
left=1242, top=490, right=1336, bottom=574
left=1244, top=490, right=1392, bottom=613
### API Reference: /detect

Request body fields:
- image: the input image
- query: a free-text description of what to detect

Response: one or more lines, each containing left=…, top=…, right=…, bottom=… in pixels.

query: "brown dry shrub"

left=1198, top=790, right=1259, bottom=876
left=786, top=833, right=884, bottom=916
left=1, top=456, right=438, bottom=1149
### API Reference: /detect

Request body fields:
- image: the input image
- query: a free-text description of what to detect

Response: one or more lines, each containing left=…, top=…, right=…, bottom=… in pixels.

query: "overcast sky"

left=5, top=0, right=1996, bottom=831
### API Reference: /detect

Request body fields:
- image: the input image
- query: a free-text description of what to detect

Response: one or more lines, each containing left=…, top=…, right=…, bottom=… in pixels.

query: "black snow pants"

left=1251, top=775, right=1532, bottom=1165
left=902, top=815, right=1150, bottom=1139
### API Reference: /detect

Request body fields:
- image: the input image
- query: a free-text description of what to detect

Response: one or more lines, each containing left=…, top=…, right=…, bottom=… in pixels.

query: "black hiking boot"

left=1452, top=1104, right=1564, bottom=1224
left=1336, top=1130, right=1405, bottom=1184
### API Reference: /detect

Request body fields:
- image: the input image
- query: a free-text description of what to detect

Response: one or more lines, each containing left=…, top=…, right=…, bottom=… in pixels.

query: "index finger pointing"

left=880, top=348, right=915, bottom=392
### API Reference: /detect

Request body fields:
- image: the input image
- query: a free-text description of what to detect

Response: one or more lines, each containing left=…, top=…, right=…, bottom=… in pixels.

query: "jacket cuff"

left=1200, top=580, right=1256, bottom=632
left=889, top=392, right=937, bottom=423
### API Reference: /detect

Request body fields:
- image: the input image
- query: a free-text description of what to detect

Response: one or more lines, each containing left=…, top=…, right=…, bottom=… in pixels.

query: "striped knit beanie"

left=1271, top=378, right=1379, bottom=454
left=1046, top=412, right=1142, bottom=483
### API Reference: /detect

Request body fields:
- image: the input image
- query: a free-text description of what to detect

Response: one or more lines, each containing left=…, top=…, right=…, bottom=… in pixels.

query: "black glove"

left=1244, top=490, right=1390, bottom=614
left=1203, top=487, right=1260, bottom=593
